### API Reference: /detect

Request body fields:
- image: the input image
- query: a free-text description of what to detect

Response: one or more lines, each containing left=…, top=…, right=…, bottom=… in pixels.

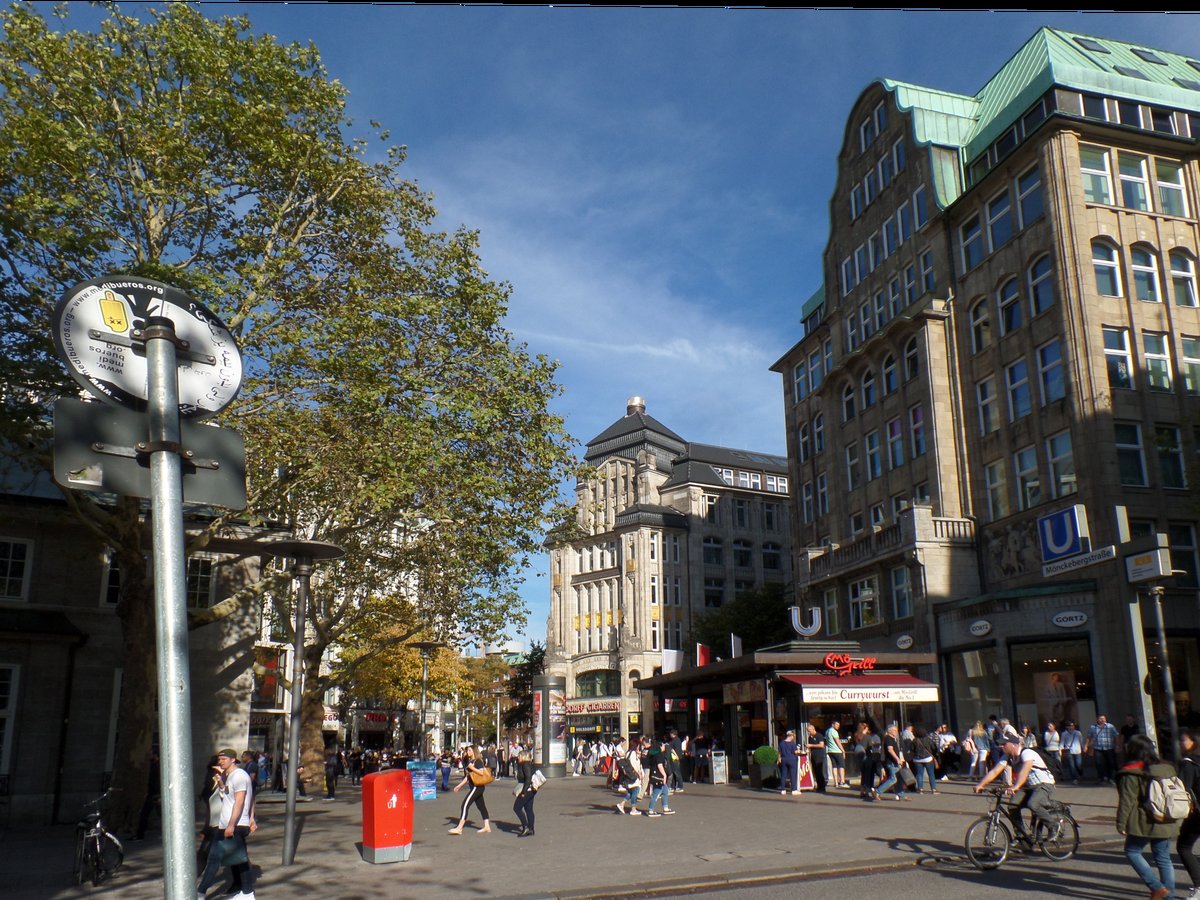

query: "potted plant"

left=749, top=744, right=780, bottom=790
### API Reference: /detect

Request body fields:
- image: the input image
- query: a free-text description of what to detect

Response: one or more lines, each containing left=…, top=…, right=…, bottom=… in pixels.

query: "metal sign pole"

left=144, top=316, right=197, bottom=898
left=284, top=558, right=312, bottom=866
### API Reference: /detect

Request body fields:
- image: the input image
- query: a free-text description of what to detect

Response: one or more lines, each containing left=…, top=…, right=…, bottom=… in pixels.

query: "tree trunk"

left=299, top=653, right=328, bottom=795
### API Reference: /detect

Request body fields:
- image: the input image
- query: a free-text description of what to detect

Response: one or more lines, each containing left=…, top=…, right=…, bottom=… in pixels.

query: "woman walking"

left=968, top=721, right=990, bottom=777
left=1177, top=730, right=1200, bottom=900
left=449, top=746, right=491, bottom=835
left=1116, top=734, right=1180, bottom=900
left=513, top=750, right=540, bottom=837
left=909, top=726, right=937, bottom=794
left=779, top=730, right=801, bottom=795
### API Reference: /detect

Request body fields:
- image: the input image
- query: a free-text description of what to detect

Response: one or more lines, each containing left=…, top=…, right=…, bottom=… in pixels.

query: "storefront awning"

left=781, top=673, right=940, bottom=704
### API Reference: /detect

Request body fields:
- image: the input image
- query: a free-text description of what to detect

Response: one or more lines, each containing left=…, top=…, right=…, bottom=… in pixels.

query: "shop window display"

left=1010, top=638, right=1096, bottom=731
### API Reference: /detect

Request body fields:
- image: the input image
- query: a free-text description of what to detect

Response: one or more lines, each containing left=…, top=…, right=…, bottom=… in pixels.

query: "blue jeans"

left=877, top=762, right=905, bottom=797
left=1063, top=753, right=1082, bottom=781
left=1124, top=836, right=1175, bottom=893
left=912, top=760, right=935, bottom=792
left=648, top=782, right=670, bottom=812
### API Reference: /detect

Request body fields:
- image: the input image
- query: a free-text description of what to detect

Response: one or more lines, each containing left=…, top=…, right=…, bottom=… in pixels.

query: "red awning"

left=781, top=673, right=940, bottom=704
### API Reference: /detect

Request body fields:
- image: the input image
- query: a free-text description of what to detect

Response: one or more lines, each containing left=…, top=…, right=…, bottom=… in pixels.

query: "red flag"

left=696, top=642, right=711, bottom=667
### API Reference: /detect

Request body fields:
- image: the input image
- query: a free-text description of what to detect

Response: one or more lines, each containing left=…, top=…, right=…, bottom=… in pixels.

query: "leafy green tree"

left=691, top=583, right=794, bottom=657
left=504, top=641, right=546, bottom=733
left=0, top=3, right=575, bottom=825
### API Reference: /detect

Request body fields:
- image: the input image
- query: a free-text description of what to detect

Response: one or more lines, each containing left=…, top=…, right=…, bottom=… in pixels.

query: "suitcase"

left=898, top=765, right=917, bottom=789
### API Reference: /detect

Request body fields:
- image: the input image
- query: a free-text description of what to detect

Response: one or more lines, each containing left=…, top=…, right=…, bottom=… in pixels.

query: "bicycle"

left=964, top=787, right=1080, bottom=869
left=73, top=789, right=124, bottom=887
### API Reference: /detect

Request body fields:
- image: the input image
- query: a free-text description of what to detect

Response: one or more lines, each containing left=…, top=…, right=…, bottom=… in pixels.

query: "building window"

left=978, top=378, right=999, bottom=435
left=798, top=423, right=811, bottom=463
left=1183, top=337, right=1200, bottom=393
left=1080, top=145, right=1113, bottom=205
left=809, top=349, right=824, bottom=390
left=1157, top=426, right=1187, bottom=489
left=961, top=214, right=984, bottom=270
left=185, top=556, right=216, bottom=609
left=793, top=363, right=809, bottom=402
left=1104, top=327, right=1134, bottom=389
left=762, top=542, right=781, bottom=570
left=650, top=574, right=659, bottom=605
left=1115, top=423, right=1148, bottom=486
left=970, top=299, right=991, bottom=353
left=816, top=473, right=829, bottom=515
left=898, top=200, right=913, bottom=243
left=998, top=278, right=1022, bottom=335
left=841, top=257, right=855, bottom=296
left=985, top=460, right=1008, bottom=520
left=904, top=265, right=917, bottom=305
left=0, top=540, right=31, bottom=601
left=704, top=578, right=724, bottom=608
left=1017, top=164, right=1043, bottom=225
left=921, top=249, right=936, bottom=294
left=1144, top=332, right=1172, bottom=390
left=102, top=553, right=121, bottom=605
left=733, top=499, right=749, bottom=528
left=1118, top=152, right=1151, bottom=211
left=733, top=540, right=753, bottom=569
left=849, top=578, right=879, bottom=630
left=860, top=300, right=874, bottom=341
left=702, top=537, right=723, bottom=566
left=763, top=502, right=779, bottom=532
left=883, top=216, right=897, bottom=257
left=704, top=495, right=719, bottom=524
left=1172, top=251, right=1198, bottom=307
left=649, top=532, right=658, bottom=561
left=871, top=503, right=886, bottom=527
left=712, top=468, right=734, bottom=486
left=1006, top=359, right=1032, bottom=420
left=801, top=482, right=814, bottom=523
left=736, top=471, right=762, bottom=490
left=1157, top=160, right=1188, bottom=216
left=861, top=371, right=877, bottom=408
left=1132, top=246, right=1161, bottom=303
left=882, top=354, right=898, bottom=394
left=849, top=512, right=865, bottom=537
left=887, top=417, right=905, bottom=468
left=904, top=337, right=920, bottom=381
left=1014, top=446, right=1041, bottom=510
left=842, top=384, right=856, bottom=421
left=1093, top=241, right=1122, bottom=297
left=909, top=405, right=926, bottom=456
left=1038, top=339, right=1065, bottom=403
left=987, top=190, right=1013, bottom=251
left=813, top=413, right=825, bottom=454
left=891, top=567, right=912, bottom=619
left=824, top=588, right=840, bottom=636
left=846, top=442, right=861, bottom=491
left=1169, top=523, right=1199, bottom=588
left=0, top=665, right=17, bottom=777
left=673, top=575, right=683, bottom=605
left=1028, top=255, right=1055, bottom=316
left=888, top=277, right=903, bottom=316
left=1047, top=431, right=1077, bottom=497
left=914, top=184, right=929, bottom=228
left=865, top=430, right=882, bottom=480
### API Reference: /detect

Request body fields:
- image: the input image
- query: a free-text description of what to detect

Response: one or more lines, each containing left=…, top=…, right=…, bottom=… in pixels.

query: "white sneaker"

left=628, top=808, right=642, bottom=816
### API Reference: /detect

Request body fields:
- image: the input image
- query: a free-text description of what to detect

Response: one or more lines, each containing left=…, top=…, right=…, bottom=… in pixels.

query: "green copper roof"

left=800, top=284, right=824, bottom=321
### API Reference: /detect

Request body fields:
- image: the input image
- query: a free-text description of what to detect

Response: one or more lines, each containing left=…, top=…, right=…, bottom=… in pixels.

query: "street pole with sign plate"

left=52, top=276, right=243, bottom=900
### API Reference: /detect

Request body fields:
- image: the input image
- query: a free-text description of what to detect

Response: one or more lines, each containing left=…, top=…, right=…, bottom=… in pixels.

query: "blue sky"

left=52, top=5, right=1200, bottom=648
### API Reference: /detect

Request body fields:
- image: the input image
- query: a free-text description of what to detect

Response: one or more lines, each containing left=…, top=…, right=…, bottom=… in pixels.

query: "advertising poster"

left=1034, top=670, right=1078, bottom=727
left=795, top=753, right=816, bottom=791
left=408, top=760, right=438, bottom=800
left=549, top=688, right=567, bottom=764
left=533, top=689, right=544, bottom=764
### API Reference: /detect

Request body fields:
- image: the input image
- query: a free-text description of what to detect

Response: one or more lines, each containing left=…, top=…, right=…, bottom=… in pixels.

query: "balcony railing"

left=802, top=513, right=975, bottom=581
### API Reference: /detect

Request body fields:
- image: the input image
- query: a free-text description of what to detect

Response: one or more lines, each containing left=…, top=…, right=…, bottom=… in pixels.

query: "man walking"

left=1087, top=714, right=1119, bottom=783
left=198, top=748, right=256, bottom=900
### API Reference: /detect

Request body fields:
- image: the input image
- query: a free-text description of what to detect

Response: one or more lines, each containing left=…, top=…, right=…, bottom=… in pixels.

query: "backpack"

left=617, top=754, right=638, bottom=784
left=1145, top=771, right=1193, bottom=823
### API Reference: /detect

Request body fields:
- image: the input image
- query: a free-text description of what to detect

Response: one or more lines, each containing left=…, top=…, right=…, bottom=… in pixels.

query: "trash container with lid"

left=362, top=769, right=413, bottom=863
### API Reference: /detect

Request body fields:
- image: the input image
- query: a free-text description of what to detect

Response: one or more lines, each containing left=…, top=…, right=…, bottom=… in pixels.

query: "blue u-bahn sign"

left=1037, top=504, right=1091, bottom=563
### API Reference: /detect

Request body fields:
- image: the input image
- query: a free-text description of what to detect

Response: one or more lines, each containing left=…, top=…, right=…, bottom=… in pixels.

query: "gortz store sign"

left=823, top=653, right=877, bottom=677
left=565, top=698, right=621, bottom=715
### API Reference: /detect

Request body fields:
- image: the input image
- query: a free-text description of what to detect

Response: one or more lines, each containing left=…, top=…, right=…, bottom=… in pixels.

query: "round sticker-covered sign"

left=52, top=276, right=242, bottom=419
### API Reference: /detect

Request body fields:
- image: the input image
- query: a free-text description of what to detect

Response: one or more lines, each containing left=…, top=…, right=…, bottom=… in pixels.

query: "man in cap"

left=974, top=732, right=1056, bottom=844
left=198, top=748, right=256, bottom=900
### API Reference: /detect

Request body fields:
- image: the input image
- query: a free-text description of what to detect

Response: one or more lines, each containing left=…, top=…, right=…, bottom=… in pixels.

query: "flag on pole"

left=730, top=634, right=743, bottom=659
left=696, top=642, right=711, bottom=667
left=662, top=649, right=684, bottom=674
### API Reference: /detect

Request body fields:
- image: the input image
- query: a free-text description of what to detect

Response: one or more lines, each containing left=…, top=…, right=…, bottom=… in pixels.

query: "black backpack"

left=617, top=754, right=638, bottom=783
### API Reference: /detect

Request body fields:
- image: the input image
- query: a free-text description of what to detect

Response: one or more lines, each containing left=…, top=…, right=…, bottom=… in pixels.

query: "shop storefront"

left=565, top=697, right=622, bottom=741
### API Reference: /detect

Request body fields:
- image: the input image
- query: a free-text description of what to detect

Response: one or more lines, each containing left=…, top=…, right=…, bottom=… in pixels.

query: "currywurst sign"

left=53, top=275, right=242, bottom=419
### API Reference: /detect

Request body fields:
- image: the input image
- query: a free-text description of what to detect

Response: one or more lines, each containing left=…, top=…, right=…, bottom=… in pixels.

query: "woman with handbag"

left=513, top=750, right=541, bottom=837
left=449, top=745, right=492, bottom=835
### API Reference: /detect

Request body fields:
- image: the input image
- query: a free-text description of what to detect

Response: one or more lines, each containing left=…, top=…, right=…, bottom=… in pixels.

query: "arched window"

left=842, top=383, right=856, bottom=421
left=998, top=277, right=1022, bottom=334
left=1171, top=250, right=1198, bottom=307
left=970, top=299, right=991, bottom=353
left=861, top=371, right=877, bottom=408
left=882, top=354, right=898, bottom=394
left=1131, top=245, right=1161, bottom=302
left=903, top=337, right=920, bottom=381
left=1028, top=255, right=1055, bottom=316
left=1092, top=240, right=1122, bottom=297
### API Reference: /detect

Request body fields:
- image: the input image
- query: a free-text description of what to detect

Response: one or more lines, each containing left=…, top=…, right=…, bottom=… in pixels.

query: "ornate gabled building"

left=773, top=28, right=1200, bottom=741
left=544, top=397, right=791, bottom=741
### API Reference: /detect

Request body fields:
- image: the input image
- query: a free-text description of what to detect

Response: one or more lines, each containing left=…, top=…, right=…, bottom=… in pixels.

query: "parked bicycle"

left=73, top=789, right=124, bottom=887
left=964, top=787, right=1080, bottom=869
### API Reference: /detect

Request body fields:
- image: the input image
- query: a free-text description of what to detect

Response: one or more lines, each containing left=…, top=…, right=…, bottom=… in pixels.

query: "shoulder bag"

left=468, top=765, right=494, bottom=787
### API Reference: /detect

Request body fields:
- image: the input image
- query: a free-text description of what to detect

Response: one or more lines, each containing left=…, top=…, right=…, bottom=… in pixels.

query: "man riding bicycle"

left=974, top=732, right=1056, bottom=841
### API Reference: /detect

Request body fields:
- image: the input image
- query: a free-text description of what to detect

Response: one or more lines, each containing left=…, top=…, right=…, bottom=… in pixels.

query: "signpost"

left=51, top=276, right=245, bottom=900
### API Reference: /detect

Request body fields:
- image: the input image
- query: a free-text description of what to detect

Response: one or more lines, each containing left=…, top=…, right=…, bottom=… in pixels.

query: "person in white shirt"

left=198, top=748, right=256, bottom=900
left=975, top=733, right=1056, bottom=841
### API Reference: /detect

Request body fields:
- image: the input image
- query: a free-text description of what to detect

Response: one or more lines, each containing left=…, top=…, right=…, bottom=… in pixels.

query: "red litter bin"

left=362, top=769, right=413, bottom=863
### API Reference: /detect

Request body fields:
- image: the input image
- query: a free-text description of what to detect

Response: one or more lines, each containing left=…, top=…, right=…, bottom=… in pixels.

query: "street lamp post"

left=1148, top=584, right=1181, bottom=761
left=493, top=688, right=504, bottom=746
left=409, top=640, right=444, bottom=760
left=260, top=539, right=344, bottom=867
